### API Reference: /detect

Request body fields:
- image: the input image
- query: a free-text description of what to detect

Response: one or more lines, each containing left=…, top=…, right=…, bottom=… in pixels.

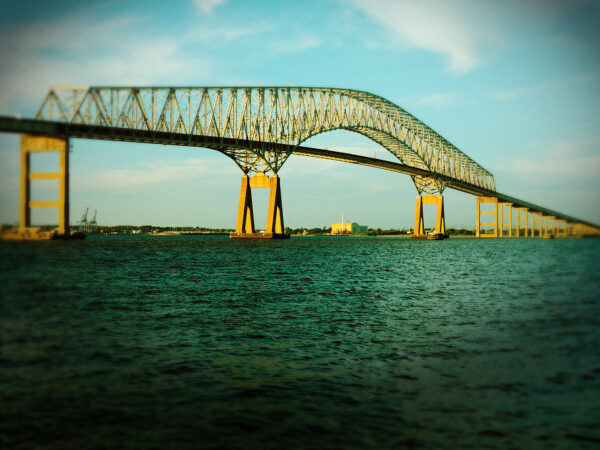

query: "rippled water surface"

left=1, top=235, right=599, bottom=449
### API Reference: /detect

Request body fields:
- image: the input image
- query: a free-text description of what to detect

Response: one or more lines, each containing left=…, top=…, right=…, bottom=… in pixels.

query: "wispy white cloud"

left=407, top=93, right=458, bottom=108
left=193, top=0, right=228, bottom=14
left=0, top=11, right=214, bottom=115
left=490, top=73, right=595, bottom=101
left=347, top=0, right=586, bottom=74
left=185, top=23, right=272, bottom=44
left=509, top=140, right=600, bottom=183
left=268, top=34, right=322, bottom=54
left=347, top=0, right=487, bottom=73
left=73, top=158, right=225, bottom=190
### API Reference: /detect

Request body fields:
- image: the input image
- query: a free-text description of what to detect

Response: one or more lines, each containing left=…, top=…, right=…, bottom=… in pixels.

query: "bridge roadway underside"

left=0, top=116, right=597, bottom=230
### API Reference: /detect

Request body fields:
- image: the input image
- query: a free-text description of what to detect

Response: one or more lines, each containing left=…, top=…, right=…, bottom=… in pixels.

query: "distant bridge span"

left=0, top=86, right=598, bottom=238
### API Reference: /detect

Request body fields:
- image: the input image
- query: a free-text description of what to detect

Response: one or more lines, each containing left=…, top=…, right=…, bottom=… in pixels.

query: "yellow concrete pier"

left=499, top=202, right=513, bottom=238
left=412, top=194, right=446, bottom=238
left=476, top=197, right=498, bottom=238
left=230, top=174, right=289, bottom=239
left=4, top=134, right=80, bottom=240
left=515, top=207, right=529, bottom=237
left=543, top=215, right=556, bottom=237
left=235, top=175, right=255, bottom=234
left=531, top=212, right=543, bottom=238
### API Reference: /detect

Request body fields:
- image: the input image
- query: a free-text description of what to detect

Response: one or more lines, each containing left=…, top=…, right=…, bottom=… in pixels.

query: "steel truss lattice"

left=36, top=86, right=496, bottom=193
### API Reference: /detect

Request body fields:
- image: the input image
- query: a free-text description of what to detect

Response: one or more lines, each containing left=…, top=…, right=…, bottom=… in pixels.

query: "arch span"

left=35, top=86, right=495, bottom=192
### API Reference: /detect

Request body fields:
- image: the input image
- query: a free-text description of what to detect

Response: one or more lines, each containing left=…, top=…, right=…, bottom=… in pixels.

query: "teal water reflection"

left=1, top=236, right=599, bottom=449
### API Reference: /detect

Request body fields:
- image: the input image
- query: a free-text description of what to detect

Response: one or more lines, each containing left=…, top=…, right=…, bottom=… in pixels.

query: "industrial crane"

left=89, top=210, right=98, bottom=233
left=78, top=208, right=89, bottom=232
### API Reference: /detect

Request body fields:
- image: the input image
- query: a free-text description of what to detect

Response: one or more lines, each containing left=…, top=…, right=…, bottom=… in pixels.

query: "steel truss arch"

left=35, top=86, right=495, bottom=191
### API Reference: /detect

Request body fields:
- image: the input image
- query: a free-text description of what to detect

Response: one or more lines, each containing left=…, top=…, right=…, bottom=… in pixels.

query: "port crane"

left=89, top=210, right=98, bottom=233
left=78, top=208, right=89, bottom=232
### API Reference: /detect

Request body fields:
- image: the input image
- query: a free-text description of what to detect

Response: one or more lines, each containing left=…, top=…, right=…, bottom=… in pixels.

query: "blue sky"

left=1, top=0, right=599, bottom=229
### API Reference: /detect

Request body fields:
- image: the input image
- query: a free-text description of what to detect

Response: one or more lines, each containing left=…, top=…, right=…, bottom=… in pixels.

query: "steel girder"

left=35, top=86, right=495, bottom=193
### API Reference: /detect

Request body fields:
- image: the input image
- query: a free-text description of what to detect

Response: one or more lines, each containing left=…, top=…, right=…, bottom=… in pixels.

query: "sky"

left=0, top=0, right=599, bottom=229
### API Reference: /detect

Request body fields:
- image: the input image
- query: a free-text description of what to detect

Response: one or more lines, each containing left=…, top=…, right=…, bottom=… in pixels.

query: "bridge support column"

left=499, top=202, right=512, bottom=238
left=20, top=141, right=31, bottom=228
left=543, top=215, right=555, bottom=237
left=515, top=207, right=528, bottom=237
left=235, top=175, right=255, bottom=234
left=19, top=134, right=70, bottom=236
left=531, top=212, right=543, bottom=237
left=413, top=195, right=424, bottom=237
left=476, top=197, right=498, bottom=238
left=265, top=175, right=285, bottom=235
left=230, top=174, right=289, bottom=239
left=568, top=222, right=575, bottom=237
left=556, top=219, right=566, bottom=237
left=412, top=194, right=446, bottom=238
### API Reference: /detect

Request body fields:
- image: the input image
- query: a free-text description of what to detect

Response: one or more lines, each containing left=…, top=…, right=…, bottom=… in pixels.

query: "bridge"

left=1, top=86, right=598, bottom=239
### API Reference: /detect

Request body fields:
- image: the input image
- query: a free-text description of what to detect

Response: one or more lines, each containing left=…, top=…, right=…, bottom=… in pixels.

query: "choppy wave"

left=1, top=236, right=599, bottom=449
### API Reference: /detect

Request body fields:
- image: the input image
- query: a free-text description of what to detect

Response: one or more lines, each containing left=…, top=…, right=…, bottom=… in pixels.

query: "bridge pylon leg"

left=266, top=175, right=285, bottom=234
left=20, top=142, right=31, bottom=228
left=516, top=207, right=528, bottom=237
left=17, top=134, right=70, bottom=238
left=413, top=195, right=424, bottom=237
left=412, top=194, right=446, bottom=238
left=531, top=212, right=543, bottom=237
left=499, top=202, right=513, bottom=238
left=556, top=219, right=566, bottom=237
left=235, top=175, right=255, bottom=234
left=434, top=195, right=446, bottom=235
left=476, top=197, right=498, bottom=238
left=230, top=174, right=289, bottom=239
left=543, top=215, right=555, bottom=237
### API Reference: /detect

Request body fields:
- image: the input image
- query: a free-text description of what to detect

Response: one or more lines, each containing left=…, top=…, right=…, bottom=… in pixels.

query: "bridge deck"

left=0, top=115, right=596, bottom=228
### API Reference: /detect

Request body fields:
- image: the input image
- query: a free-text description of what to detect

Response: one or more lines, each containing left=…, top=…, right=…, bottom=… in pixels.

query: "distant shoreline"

left=1, top=224, right=476, bottom=237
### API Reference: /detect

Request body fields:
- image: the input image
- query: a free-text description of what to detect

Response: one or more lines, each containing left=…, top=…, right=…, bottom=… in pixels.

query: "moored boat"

left=427, top=232, right=449, bottom=240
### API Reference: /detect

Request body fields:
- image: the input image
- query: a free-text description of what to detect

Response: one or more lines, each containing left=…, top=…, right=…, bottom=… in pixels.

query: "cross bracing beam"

left=1, top=115, right=597, bottom=229
left=34, top=86, right=496, bottom=192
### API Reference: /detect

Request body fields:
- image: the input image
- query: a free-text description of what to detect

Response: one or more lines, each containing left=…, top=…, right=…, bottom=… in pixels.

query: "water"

left=1, top=236, right=599, bottom=449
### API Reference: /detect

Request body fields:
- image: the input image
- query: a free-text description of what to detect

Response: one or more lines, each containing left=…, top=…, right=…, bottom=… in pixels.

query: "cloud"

left=347, top=0, right=485, bottom=73
left=185, top=23, right=272, bottom=44
left=193, top=0, right=228, bottom=14
left=73, top=158, right=222, bottom=191
left=347, top=0, right=586, bottom=74
left=268, top=34, right=322, bottom=54
left=491, top=86, right=543, bottom=101
left=509, top=140, right=600, bottom=184
left=407, top=93, right=457, bottom=108
left=490, top=73, right=595, bottom=101
left=0, top=11, right=215, bottom=115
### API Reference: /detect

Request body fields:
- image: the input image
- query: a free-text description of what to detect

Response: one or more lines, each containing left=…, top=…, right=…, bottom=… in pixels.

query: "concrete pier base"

left=411, top=194, right=446, bottom=239
left=1, top=227, right=85, bottom=240
left=229, top=232, right=290, bottom=239
left=233, top=173, right=287, bottom=239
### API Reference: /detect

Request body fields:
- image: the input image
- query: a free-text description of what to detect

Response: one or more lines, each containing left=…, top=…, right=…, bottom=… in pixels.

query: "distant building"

left=331, top=222, right=368, bottom=235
